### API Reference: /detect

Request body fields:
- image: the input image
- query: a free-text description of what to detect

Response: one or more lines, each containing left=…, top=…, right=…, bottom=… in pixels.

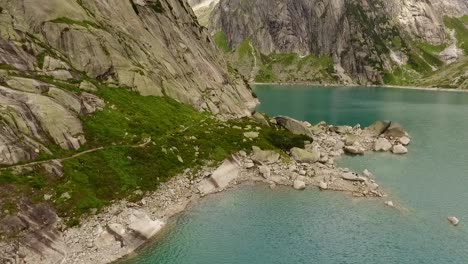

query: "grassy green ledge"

left=0, top=86, right=309, bottom=227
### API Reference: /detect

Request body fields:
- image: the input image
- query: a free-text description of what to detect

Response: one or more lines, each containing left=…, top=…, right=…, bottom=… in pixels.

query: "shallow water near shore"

left=124, top=85, right=468, bottom=263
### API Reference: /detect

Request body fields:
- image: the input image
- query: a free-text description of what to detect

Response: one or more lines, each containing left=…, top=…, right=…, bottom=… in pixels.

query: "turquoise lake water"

left=124, top=85, right=468, bottom=264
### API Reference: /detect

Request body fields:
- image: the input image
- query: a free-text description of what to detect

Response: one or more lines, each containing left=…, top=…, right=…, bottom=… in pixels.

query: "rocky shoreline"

left=0, top=117, right=411, bottom=264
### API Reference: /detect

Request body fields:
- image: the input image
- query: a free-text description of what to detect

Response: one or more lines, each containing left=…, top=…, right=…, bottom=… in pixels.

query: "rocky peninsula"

left=0, top=116, right=411, bottom=264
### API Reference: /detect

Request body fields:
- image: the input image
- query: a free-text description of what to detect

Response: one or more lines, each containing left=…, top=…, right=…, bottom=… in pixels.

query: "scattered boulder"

left=448, top=216, right=460, bottom=226
left=365, top=121, right=391, bottom=136
left=290, top=147, right=320, bottom=163
left=274, top=116, right=314, bottom=138
left=398, top=136, right=411, bottom=146
left=392, top=144, right=408, bottom=155
left=384, top=122, right=407, bottom=138
left=384, top=201, right=394, bottom=207
left=344, top=145, right=365, bottom=155
left=319, top=181, right=328, bottom=190
left=251, top=146, right=280, bottom=164
left=293, top=180, right=306, bottom=190
left=374, top=138, right=392, bottom=152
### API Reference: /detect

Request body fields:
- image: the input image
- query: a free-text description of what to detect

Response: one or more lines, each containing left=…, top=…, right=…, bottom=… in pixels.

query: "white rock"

left=398, top=136, right=411, bottom=146
left=392, top=144, right=408, bottom=154
left=374, top=138, right=392, bottom=152
left=448, top=216, right=460, bottom=226
left=293, top=180, right=306, bottom=190
left=385, top=201, right=394, bottom=207
left=299, top=170, right=306, bottom=176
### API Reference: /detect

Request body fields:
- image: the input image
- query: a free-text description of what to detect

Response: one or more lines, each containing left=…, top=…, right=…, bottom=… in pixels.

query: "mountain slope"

left=208, top=0, right=468, bottom=86
left=0, top=0, right=258, bottom=166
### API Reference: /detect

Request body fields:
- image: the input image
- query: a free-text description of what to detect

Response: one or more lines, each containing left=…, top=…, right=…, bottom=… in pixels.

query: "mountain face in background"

left=0, top=0, right=257, bottom=166
left=204, top=0, right=468, bottom=87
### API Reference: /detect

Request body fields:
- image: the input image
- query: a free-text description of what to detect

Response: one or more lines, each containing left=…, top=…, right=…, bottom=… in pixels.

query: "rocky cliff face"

left=209, top=0, right=468, bottom=84
left=0, top=0, right=257, bottom=166
left=0, top=0, right=259, bottom=262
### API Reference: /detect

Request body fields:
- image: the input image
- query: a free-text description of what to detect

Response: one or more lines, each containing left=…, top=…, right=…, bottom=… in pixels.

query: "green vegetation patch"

left=0, top=86, right=310, bottom=225
left=213, top=31, right=231, bottom=53
left=238, top=39, right=253, bottom=59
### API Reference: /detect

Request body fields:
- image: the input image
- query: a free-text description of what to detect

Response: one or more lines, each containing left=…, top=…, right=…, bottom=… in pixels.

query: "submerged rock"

left=363, top=169, right=373, bottom=178
left=448, top=216, right=460, bottom=226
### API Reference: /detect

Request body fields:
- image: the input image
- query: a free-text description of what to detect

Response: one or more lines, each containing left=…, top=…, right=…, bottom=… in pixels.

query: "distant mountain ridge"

left=194, top=0, right=468, bottom=87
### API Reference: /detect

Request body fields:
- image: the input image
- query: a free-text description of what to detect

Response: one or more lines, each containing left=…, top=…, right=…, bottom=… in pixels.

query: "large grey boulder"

left=290, top=147, right=320, bottom=163
left=274, top=116, right=314, bottom=138
left=251, top=146, right=280, bottom=164
left=365, top=121, right=391, bottom=136
left=384, top=122, right=407, bottom=138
